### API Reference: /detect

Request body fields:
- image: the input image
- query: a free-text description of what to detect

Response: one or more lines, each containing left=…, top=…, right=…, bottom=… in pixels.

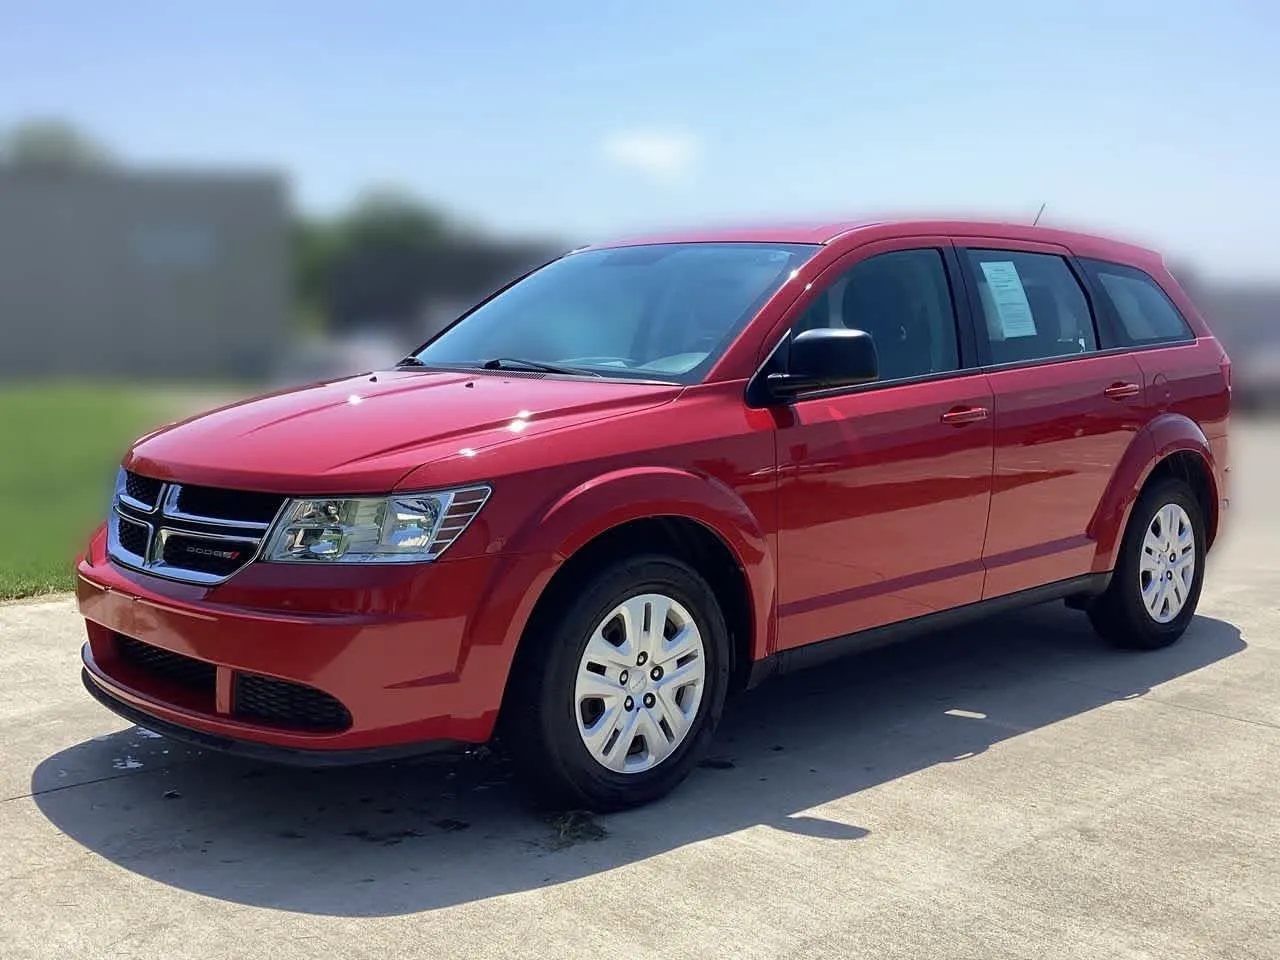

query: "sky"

left=2, top=0, right=1278, bottom=279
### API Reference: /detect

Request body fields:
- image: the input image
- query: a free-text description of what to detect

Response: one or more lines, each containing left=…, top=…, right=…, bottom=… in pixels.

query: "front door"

left=773, top=240, right=995, bottom=650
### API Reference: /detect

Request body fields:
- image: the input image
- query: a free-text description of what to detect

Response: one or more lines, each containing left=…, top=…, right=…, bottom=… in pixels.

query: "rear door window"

left=962, top=249, right=1099, bottom=365
left=1080, top=259, right=1194, bottom=346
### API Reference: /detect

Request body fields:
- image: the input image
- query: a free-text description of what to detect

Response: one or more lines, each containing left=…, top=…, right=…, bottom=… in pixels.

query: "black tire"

left=503, top=554, right=731, bottom=811
left=1088, top=477, right=1206, bottom=649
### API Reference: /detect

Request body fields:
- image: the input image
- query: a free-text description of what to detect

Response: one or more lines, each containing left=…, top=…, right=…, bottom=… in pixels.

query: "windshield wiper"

left=396, top=355, right=601, bottom=376
left=480, top=357, right=600, bottom=377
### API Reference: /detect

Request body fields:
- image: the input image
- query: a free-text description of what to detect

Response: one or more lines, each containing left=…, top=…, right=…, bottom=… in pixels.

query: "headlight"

left=263, top=485, right=491, bottom=563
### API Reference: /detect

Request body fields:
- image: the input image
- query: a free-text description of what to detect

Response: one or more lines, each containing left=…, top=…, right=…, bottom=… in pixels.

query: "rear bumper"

left=1209, top=430, right=1230, bottom=546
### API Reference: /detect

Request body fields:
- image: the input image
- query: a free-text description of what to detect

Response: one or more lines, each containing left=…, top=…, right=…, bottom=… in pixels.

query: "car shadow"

left=31, top=603, right=1244, bottom=917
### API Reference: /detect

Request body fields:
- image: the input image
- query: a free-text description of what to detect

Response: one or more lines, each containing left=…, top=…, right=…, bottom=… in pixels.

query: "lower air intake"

left=115, top=635, right=216, bottom=693
left=233, top=673, right=352, bottom=732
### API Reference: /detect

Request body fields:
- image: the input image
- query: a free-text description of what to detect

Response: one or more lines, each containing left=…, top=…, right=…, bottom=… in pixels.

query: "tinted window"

left=793, top=249, right=960, bottom=382
left=411, top=242, right=818, bottom=383
left=964, top=250, right=1098, bottom=365
left=1082, top=259, right=1193, bottom=345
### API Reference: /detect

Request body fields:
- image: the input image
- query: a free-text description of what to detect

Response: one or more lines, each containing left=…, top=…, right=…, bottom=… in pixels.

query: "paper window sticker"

left=978, top=261, right=1038, bottom=339
left=977, top=282, right=1004, bottom=341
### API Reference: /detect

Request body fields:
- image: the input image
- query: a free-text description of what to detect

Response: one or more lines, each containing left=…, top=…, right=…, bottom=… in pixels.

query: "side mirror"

left=766, top=328, right=878, bottom=400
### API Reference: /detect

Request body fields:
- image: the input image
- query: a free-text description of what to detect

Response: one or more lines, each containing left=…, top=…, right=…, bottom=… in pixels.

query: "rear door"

left=956, top=241, right=1147, bottom=599
left=1078, top=256, right=1232, bottom=516
left=1077, top=256, right=1229, bottom=432
left=771, top=238, right=995, bottom=649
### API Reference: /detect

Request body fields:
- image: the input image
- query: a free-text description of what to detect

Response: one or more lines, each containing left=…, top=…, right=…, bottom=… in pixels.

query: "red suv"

left=78, top=219, right=1231, bottom=809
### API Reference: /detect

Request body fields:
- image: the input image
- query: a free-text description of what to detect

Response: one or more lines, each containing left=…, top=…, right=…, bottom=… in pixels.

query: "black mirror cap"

left=767, top=327, right=879, bottom=400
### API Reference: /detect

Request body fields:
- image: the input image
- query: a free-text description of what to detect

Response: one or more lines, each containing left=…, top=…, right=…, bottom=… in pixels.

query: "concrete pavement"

left=2, top=422, right=1278, bottom=959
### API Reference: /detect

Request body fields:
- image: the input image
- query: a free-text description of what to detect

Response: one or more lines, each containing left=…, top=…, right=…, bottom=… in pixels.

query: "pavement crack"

left=1051, top=673, right=1280, bottom=734
left=1135, top=694, right=1280, bottom=733
left=2, top=759, right=201, bottom=804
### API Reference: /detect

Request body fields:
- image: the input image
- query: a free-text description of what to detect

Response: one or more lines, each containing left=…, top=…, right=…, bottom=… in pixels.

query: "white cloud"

left=601, top=130, right=700, bottom=183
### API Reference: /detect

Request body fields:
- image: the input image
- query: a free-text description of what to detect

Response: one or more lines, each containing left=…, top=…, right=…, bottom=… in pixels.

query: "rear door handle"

left=940, top=406, right=989, bottom=425
left=1103, top=382, right=1141, bottom=400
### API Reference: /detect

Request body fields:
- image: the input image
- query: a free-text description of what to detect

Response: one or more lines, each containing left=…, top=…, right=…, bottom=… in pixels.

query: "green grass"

left=0, top=382, right=233, bottom=601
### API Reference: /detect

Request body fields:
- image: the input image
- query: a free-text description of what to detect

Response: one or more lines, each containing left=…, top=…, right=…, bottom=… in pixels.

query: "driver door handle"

left=940, top=406, right=989, bottom=426
left=1103, top=382, right=1142, bottom=400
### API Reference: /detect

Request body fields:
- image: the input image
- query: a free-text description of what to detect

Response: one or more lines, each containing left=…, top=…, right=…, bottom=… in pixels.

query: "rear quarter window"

left=1080, top=259, right=1194, bottom=347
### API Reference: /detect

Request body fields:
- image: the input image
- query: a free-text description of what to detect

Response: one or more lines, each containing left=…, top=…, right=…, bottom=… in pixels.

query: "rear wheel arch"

left=1090, top=414, right=1220, bottom=568
left=1140, top=450, right=1218, bottom=549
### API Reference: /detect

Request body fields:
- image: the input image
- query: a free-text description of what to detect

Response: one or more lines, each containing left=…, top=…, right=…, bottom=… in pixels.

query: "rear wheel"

left=1088, top=477, right=1205, bottom=649
left=504, top=554, right=731, bottom=811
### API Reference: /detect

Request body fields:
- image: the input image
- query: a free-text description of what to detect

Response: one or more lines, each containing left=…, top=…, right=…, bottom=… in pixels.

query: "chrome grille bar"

left=159, top=485, right=274, bottom=531
left=108, top=470, right=286, bottom=585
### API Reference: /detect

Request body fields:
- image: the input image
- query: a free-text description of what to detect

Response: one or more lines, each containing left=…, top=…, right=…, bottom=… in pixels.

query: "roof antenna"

left=1032, top=202, right=1047, bottom=226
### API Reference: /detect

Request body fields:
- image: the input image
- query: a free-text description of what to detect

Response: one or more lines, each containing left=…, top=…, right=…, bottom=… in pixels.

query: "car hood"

left=125, top=370, right=681, bottom=494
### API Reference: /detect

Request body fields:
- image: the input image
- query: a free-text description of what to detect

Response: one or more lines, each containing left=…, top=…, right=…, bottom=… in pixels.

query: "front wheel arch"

left=499, top=515, right=756, bottom=732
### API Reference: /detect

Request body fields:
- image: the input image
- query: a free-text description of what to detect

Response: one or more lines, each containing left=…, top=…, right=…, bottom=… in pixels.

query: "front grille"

left=124, top=471, right=163, bottom=509
left=115, top=634, right=216, bottom=692
left=108, top=471, right=286, bottom=585
left=160, top=531, right=259, bottom=577
left=116, top=515, right=150, bottom=557
left=174, top=485, right=287, bottom=526
left=234, top=673, right=352, bottom=731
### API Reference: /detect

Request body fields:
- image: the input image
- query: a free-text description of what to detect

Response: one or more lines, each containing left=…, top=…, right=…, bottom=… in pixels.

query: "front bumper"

left=76, top=528, right=555, bottom=755
left=80, top=666, right=461, bottom=765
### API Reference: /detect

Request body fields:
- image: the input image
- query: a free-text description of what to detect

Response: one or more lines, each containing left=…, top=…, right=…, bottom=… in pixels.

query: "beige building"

left=0, top=168, right=289, bottom=380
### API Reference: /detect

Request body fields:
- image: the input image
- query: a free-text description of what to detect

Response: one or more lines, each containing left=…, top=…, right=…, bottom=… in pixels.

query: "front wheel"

left=1088, top=477, right=1206, bottom=649
left=504, top=555, right=731, bottom=811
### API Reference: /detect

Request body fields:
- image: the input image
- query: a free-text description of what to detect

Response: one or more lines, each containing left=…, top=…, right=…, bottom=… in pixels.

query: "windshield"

left=408, top=242, right=819, bottom=383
